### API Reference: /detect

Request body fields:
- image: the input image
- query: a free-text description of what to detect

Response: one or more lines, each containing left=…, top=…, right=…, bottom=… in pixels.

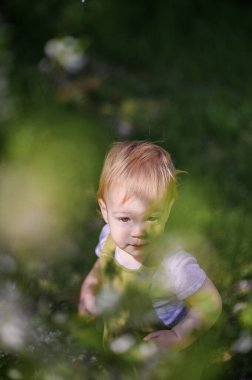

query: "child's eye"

left=118, top=217, right=130, bottom=223
left=147, top=216, right=159, bottom=222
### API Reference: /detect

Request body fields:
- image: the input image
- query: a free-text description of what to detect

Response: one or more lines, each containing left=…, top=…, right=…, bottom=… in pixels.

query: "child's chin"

left=129, top=247, right=146, bottom=260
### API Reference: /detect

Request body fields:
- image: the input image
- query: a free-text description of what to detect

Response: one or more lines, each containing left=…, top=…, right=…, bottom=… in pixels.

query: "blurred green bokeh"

left=1, top=0, right=252, bottom=379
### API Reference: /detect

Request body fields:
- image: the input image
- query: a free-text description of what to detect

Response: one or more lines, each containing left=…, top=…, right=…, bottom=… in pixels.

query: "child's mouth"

left=131, top=243, right=147, bottom=249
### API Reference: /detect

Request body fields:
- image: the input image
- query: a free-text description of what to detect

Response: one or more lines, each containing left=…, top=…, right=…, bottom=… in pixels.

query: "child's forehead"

left=106, top=182, right=166, bottom=209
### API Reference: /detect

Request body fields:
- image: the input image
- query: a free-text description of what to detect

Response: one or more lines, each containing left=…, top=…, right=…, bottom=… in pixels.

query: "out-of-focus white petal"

left=110, top=334, right=135, bottom=354
left=231, top=334, right=252, bottom=354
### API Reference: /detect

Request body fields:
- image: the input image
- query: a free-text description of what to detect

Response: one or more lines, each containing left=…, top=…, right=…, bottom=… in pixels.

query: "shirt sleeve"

left=95, top=224, right=110, bottom=257
left=161, top=251, right=207, bottom=300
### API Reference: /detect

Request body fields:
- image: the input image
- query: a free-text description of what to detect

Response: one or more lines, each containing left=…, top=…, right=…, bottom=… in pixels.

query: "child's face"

left=99, top=184, right=173, bottom=263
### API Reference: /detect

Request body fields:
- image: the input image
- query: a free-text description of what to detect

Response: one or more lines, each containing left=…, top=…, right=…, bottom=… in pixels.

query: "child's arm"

left=78, top=258, right=102, bottom=316
left=144, top=277, right=222, bottom=350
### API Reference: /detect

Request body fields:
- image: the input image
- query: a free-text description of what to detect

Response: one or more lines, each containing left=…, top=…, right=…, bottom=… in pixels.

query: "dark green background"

left=0, top=1, right=252, bottom=379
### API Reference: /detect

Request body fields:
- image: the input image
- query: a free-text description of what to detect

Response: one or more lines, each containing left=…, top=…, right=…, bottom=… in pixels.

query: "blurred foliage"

left=1, top=0, right=252, bottom=379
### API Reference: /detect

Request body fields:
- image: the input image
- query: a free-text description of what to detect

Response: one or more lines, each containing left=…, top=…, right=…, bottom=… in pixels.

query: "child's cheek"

left=149, top=223, right=164, bottom=238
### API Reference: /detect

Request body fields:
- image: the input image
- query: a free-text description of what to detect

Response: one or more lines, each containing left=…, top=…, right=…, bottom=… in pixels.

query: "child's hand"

left=143, top=329, right=180, bottom=349
left=78, top=259, right=101, bottom=317
left=78, top=289, right=97, bottom=316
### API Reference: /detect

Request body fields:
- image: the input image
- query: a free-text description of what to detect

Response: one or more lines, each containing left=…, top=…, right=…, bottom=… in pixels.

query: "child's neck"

left=115, top=247, right=142, bottom=270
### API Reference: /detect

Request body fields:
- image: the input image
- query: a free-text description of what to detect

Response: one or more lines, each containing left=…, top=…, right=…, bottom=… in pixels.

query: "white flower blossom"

left=110, top=334, right=135, bottom=354
left=0, top=284, right=28, bottom=350
left=231, top=334, right=252, bottom=354
left=44, top=37, right=87, bottom=74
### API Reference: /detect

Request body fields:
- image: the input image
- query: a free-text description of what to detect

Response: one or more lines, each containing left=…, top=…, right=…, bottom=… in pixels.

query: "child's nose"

left=131, top=223, right=146, bottom=238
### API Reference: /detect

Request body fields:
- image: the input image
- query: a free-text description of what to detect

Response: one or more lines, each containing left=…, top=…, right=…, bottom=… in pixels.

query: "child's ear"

left=98, top=198, right=108, bottom=223
left=166, top=198, right=175, bottom=220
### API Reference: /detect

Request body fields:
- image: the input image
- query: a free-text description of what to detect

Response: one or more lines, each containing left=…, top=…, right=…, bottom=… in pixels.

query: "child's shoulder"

left=95, top=224, right=110, bottom=257
left=153, top=249, right=206, bottom=300
left=162, top=249, right=198, bottom=269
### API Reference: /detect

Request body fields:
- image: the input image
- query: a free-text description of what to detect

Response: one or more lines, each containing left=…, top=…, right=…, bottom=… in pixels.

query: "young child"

left=78, top=141, right=222, bottom=351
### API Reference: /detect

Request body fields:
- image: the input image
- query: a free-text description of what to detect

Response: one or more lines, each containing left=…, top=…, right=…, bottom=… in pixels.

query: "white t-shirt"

left=95, top=224, right=206, bottom=328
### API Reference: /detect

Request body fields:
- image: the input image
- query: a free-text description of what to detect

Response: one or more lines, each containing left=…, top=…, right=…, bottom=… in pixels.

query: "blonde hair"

left=97, top=141, right=177, bottom=204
